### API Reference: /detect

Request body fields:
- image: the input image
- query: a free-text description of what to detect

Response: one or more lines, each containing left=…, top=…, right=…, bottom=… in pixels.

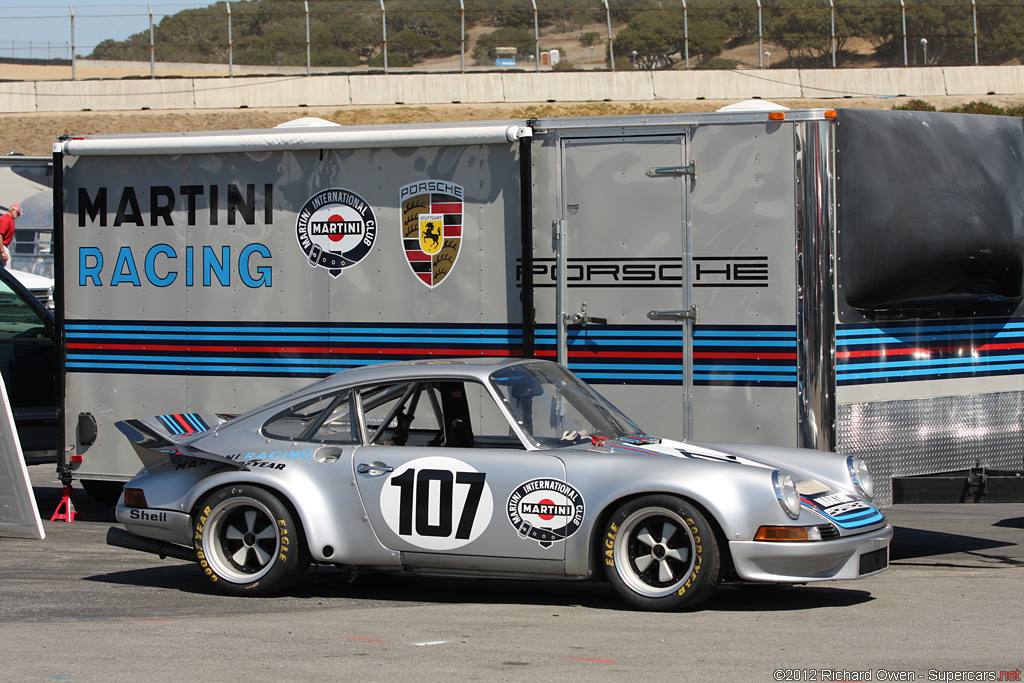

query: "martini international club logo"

left=399, top=180, right=464, bottom=288
left=296, top=188, right=377, bottom=278
left=507, top=478, right=585, bottom=548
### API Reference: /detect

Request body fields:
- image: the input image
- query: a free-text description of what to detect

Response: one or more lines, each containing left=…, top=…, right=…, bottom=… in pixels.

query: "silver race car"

left=108, top=358, right=892, bottom=611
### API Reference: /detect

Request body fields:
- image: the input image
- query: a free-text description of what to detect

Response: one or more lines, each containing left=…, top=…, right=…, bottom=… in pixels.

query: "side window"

left=460, top=381, right=522, bottom=448
left=263, top=389, right=358, bottom=444
left=0, top=279, right=47, bottom=340
left=358, top=379, right=523, bottom=450
left=360, top=382, right=443, bottom=446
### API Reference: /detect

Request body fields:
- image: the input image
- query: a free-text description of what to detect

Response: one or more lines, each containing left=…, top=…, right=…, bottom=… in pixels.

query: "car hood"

left=585, top=436, right=885, bottom=531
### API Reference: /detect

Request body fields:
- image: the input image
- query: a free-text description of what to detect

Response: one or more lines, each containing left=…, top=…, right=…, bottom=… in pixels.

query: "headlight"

left=847, top=456, right=874, bottom=501
left=772, top=470, right=801, bottom=519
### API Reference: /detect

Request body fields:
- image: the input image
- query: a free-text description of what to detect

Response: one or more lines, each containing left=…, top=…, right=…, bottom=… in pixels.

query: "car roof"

left=229, top=356, right=545, bottom=423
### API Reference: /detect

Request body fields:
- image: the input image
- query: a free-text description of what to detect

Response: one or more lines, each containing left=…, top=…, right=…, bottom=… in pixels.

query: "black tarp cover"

left=835, top=109, right=1024, bottom=319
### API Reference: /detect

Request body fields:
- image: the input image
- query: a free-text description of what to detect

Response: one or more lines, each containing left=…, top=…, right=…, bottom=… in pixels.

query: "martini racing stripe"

left=157, top=413, right=210, bottom=436
left=66, top=321, right=523, bottom=378
left=837, top=317, right=1024, bottom=385
left=534, top=324, right=797, bottom=386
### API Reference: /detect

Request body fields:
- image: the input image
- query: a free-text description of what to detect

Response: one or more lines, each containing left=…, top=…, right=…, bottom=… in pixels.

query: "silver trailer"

left=54, top=107, right=1024, bottom=504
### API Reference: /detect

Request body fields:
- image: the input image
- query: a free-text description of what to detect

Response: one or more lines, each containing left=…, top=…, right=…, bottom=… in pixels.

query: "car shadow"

left=84, top=564, right=876, bottom=612
left=890, top=525, right=1018, bottom=564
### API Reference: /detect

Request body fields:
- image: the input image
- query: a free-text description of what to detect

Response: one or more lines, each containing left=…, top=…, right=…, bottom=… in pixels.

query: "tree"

left=472, top=26, right=535, bottom=64
left=614, top=9, right=687, bottom=69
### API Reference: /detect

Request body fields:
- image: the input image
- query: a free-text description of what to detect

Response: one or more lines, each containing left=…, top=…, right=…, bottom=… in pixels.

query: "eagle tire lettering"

left=602, top=495, right=721, bottom=611
left=193, top=485, right=310, bottom=596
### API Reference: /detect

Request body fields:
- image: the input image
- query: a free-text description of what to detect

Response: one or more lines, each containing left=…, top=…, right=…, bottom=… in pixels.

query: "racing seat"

left=438, top=381, right=475, bottom=448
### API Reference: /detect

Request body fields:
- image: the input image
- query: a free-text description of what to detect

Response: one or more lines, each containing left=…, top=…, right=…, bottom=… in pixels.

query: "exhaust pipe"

left=107, top=527, right=197, bottom=563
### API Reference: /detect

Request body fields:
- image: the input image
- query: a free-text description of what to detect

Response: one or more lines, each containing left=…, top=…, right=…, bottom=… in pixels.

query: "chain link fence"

left=2, top=0, right=1023, bottom=77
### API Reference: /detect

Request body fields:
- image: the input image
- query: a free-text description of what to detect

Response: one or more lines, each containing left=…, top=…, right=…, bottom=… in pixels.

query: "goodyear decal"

left=399, top=180, right=464, bottom=289
left=506, top=478, right=585, bottom=548
left=296, top=188, right=377, bottom=278
left=801, top=491, right=884, bottom=529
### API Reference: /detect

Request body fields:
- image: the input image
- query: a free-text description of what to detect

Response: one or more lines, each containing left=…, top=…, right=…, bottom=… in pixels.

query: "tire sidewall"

left=194, top=484, right=306, bottom=596
left=602, top=494, right=720, bottom=611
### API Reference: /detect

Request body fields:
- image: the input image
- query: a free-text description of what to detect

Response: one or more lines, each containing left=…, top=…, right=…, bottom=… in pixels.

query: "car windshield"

left=490, top=362, right=646, bottom=448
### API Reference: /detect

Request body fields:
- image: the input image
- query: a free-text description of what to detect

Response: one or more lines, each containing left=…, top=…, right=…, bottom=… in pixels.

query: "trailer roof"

left=55, top=119, right=531, bottom=157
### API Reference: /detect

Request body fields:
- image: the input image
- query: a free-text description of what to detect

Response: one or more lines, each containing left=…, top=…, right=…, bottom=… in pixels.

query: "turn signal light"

left=754, top=525, right=823, bottom=542
left=768, top=112, right=786, bottom=121
left=825, top=110, right=838, bottom=119
left=123, top=488, right=149, bottom=508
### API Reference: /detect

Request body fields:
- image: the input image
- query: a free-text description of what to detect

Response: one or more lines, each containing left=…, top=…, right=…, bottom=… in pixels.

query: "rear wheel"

left=602, top=495, right=720, bottom=611
left=194, top=485, right=309, bottom=596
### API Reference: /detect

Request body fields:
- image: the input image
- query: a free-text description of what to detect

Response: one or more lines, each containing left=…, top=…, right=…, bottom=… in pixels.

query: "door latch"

left=564, top=301, right=607, bottom=326
left=647, top=305, right=698, bottom=322
left=646, top=162, right=697, bottom=178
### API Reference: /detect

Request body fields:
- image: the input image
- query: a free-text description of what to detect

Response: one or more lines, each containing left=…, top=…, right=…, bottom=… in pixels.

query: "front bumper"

left=729, top=524, right=893, bottom=582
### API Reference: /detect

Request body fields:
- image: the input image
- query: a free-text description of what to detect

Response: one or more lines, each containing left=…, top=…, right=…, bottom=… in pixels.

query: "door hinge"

left=647, top=305, right=698, bottom=322
left=646, top=161, right=697, bottom=179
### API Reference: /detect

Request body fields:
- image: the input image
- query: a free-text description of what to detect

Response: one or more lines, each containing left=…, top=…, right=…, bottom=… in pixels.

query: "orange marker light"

left=824, top=110, right=838, bottom=119
left=768, top=112, right=786, bottom=121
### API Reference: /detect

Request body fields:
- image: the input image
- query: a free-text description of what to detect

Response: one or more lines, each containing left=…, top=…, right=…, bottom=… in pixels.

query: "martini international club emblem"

left=296, top=188, right=377, bottom=278
left=399, top=180, right=464, bottom=288
left=507, top=479, right=585, bottom=548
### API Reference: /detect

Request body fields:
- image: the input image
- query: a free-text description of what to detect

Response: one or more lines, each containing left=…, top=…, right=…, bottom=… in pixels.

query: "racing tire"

left=602, top=495, right=721, bottom=611
left=194, top=485, right=310, bottom=596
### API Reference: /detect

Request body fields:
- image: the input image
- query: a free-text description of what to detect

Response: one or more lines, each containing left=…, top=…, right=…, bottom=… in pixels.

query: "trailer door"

left=555, top=136, right=693, bottom=437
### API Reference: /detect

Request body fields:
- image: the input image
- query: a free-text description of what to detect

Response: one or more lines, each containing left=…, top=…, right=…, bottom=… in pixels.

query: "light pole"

left=920, top=38, right=928, bottom=65
left=764, top=51, right=770, bottom=69
left=631, top=50, right=638, bottom=69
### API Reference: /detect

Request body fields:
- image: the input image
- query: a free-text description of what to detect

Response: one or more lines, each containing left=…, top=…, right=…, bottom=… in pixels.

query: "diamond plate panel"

left=837, top=391, right=1024, bottom=506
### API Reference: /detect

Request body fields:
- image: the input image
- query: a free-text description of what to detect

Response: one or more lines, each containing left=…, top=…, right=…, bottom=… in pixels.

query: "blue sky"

left=0, top=2, right=209, bottom=59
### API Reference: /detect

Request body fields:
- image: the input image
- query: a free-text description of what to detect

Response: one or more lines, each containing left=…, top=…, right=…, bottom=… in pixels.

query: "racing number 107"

left=390, top=468, right=486, bottom=539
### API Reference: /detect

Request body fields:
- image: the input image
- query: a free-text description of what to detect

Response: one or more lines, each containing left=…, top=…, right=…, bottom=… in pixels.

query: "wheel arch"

left=188, top=479, right=311, bottom=555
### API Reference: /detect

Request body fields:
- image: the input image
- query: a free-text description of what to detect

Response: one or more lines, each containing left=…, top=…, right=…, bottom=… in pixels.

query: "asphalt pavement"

left=0, top=464, right=1020, bottom=682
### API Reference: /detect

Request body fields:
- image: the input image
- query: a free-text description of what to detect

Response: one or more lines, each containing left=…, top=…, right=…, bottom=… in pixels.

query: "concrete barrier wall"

left=3, top=65, right=1024, bottom=114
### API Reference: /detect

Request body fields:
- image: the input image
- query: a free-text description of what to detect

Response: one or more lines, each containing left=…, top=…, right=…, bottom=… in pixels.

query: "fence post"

left=972, top=0, right=979, bottom=65
left=757, top=0, right=763, bottom=68
left=829, top=0, right=836, bottom=67
left=900, top=0, right=907, bottom=67
left=70, top=4, right=76, bottom=81
left=532, top=0, right=539, bottom=71
left=304, top=1, right=311, bottom=76
left=460, top=0, right=465, bottom=72
left=227, top=2, right=233, bottom=77
left=380, top=0, right=388, bottom=73
left=149, top=4, right=155, bottom=79
left=603, top=0, right=614, bottom=71
left=682, top=0, right=689, bottom=69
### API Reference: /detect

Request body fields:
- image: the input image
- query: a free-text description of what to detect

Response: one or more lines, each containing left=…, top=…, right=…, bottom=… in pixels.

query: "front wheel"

left=602, top=495, right=721, bottom=611
left=194, top=485, right=309, bottom=596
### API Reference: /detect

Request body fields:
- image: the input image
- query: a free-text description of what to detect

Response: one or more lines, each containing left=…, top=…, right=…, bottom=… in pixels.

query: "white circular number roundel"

left=379, top=456, right=493, bottom=551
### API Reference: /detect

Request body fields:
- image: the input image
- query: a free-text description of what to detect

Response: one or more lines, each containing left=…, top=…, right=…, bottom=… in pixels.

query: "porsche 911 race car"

left=108, top=358, right=892, bottom=611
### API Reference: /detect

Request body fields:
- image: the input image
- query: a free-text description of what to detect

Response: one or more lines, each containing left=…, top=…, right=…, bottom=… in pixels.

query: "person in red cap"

left=0, top=203, right=20, bottom=268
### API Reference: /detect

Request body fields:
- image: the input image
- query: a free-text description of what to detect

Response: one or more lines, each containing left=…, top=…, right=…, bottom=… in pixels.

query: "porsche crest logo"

left=399, top=180, right=464, bottom=288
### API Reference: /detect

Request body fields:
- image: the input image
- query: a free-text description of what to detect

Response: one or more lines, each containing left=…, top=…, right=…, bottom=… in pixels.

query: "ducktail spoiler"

left=115, top=415, right=246, bottom=471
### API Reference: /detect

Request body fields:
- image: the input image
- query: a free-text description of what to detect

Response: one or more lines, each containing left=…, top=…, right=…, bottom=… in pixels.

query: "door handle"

left=356, top=462, right=393, bottom=475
